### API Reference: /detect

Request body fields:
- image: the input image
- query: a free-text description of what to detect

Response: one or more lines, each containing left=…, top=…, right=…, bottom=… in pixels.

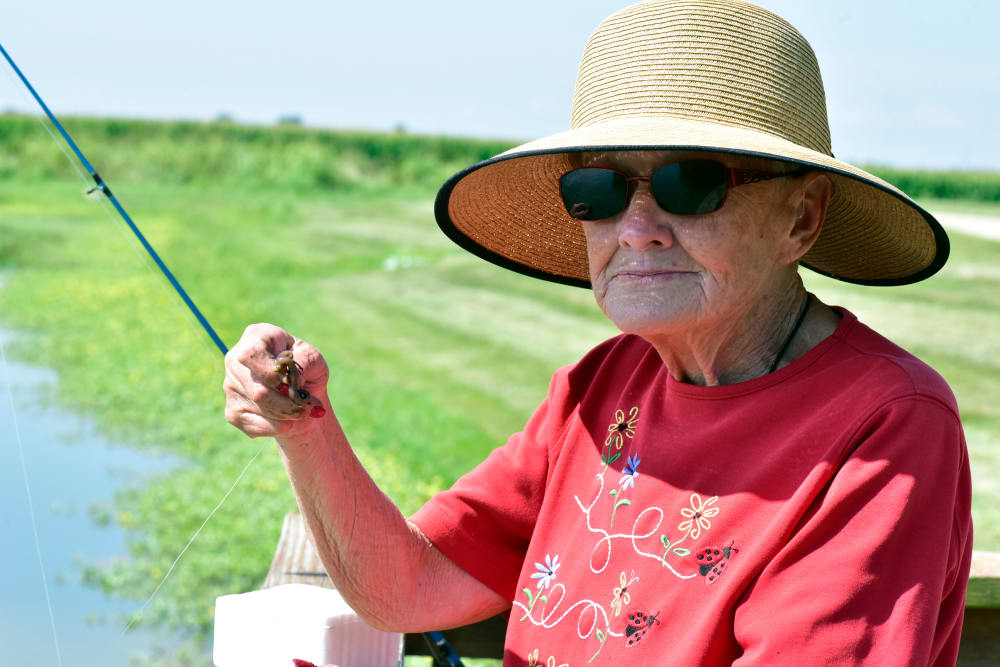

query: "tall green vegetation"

left=0, top=113, right=516, bottom=192
left=2, top=113, right=999, bottom=200
left=866, top=165, right=1000, bottom=202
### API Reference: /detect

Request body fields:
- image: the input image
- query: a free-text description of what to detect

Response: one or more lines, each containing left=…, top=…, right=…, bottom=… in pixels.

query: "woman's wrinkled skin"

left=224, top=327, right=330, bottom=440
left=579, top=150, right=839, bottom=385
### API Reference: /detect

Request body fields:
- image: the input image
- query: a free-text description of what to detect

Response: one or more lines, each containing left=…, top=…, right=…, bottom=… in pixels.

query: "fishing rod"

left=0, top=41, right=228, bottom=356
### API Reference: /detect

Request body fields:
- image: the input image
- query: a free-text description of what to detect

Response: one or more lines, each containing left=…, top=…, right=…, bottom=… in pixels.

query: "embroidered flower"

left=531, top=553, right=560, bottom=590
left=605, top=406, right=639, bottom=450
left=678, top=493, right=720, bottom=539
left=610, top=570, right=638, bottom=617
left=547, top=657, right=568, bottom=667
left=619, top=454, right=641, bottom=489
left=527, top=649, right=540, bottom=667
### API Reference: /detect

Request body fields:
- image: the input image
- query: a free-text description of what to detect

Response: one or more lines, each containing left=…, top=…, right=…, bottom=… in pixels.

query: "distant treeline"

left=1, top=114, right=998, bottom=201
left=0, top=114, right=515, bottom=192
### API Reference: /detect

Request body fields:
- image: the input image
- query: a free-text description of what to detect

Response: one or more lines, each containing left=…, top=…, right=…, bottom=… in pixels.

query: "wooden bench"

left=263, top=513, right=1000, bottom=664
left=963, top=550, right=1000, bottom=666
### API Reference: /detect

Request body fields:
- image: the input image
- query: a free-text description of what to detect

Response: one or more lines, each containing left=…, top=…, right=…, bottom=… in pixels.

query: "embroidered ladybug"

left=624, top=610, right=660, bottom=647
left=696, top=541, right=738, bottom=585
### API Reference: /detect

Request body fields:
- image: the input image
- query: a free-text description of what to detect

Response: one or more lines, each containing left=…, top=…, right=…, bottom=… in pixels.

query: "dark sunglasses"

left=559, top=160, right=797, bottom=220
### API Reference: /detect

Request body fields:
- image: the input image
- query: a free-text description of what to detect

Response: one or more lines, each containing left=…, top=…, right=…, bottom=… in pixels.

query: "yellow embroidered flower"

left=678, top=493, right=720, bottom=539
left=605, top=406, right=639, bottom=450
left=527, top=649, right=540, bottom=667
left=610, top=570, right=638, bottom=617
left=547, top=656, right=568, bottom=667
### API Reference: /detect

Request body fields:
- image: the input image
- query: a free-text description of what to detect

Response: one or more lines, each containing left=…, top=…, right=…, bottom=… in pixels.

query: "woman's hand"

left=223, top=323, right=329, bottom=439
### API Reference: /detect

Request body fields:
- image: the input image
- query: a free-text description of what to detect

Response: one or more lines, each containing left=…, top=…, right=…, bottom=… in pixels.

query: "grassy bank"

left=0, top=176, right=618, bottom=663
left=1, top=116, right=998, bottom=664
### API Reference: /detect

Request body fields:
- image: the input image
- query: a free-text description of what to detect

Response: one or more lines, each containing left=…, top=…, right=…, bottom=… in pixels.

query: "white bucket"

left=213, top=584, right=404, bottom=667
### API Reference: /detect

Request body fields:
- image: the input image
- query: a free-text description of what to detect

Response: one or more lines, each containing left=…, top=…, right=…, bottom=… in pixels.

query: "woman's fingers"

left=225, top=406, right=289, bottom=438
left=233, top=323, right=296, bottom=382
left=290, top=337, right=331, bottom=392
left=224, top=374, right=306, bottom=419
left=223, top=323, right=329, bottom=438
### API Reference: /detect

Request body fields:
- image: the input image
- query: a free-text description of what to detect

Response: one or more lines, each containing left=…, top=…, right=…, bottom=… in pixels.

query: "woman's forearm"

left=275, top=394, right=425, bottom=631
left=222, top=325, right=507, bottom=631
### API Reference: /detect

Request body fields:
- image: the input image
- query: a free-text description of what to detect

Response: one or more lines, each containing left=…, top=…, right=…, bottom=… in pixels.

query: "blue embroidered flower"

left=531, top=553, right=560, bottom=589
left=619, top=454, right=641, bottom=490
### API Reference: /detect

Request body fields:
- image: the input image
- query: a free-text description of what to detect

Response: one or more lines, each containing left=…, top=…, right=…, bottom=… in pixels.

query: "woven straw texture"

left=436, top=0, right=947, bottom=287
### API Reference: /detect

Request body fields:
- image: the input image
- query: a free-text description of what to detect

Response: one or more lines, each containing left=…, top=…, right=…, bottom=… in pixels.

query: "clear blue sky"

left=2, top=0, right=998, bottom=170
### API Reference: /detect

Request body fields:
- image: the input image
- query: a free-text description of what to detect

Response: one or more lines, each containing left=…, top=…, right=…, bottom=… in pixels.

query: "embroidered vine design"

left=574, top=471, right=697, bottom=579
left=590, top=629, right=607, bottom=663
left=517, top=399, right=730, bottom=661
left=513, top=581, right=625, bottom=658
left=659, top=533, right=691, bottom=562
left=520, top=587, right=548, bottom=621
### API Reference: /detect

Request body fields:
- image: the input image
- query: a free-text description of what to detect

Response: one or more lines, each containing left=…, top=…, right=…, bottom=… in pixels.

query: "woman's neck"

left=644, top=282, right=836, bottom=386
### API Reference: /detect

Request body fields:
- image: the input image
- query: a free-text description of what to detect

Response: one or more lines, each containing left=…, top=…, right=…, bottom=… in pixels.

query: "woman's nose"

left=617, top=183, right=676, bottom=250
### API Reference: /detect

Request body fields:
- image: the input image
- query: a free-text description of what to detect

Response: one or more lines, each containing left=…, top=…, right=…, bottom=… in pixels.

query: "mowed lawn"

left=0, top=178, right=997, bottom=654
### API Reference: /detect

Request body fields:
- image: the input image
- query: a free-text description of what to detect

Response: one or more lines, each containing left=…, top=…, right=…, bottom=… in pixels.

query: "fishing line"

left=122, top=441, right=266, bottom=634
left=0, top=42, right=268, bottom=638
left=0, top=333, right=65, bottom=667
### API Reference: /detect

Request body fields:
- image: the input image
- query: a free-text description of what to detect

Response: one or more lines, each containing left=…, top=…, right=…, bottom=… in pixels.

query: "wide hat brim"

left=435, top=116, right=949, bottom=288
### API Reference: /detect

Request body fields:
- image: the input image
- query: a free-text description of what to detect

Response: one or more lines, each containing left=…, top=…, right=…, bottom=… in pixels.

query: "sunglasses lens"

left=560, top=168, right=628, bottom=220
left=650, top=161, right=728, bottom=215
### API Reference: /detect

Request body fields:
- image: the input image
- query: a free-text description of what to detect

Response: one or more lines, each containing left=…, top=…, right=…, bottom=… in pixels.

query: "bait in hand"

left=274, top=350, right=312, bottom=406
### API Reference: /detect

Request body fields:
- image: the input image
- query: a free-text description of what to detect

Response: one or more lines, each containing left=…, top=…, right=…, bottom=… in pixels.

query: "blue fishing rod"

left=0, top=41, right=228, bottom=356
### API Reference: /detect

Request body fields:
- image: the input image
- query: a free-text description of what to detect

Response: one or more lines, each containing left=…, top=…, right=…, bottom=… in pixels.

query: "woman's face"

left=579, top=150, right=801, bottom=338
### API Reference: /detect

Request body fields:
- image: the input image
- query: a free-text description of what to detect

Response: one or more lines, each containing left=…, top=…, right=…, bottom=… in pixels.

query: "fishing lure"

left=274, top=350, right=326, bottom=418
left=274, top=350, right=311, bottom=405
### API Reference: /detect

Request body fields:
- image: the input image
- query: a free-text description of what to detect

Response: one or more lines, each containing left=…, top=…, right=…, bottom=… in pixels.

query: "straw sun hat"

left=434, top=0, right=949, bottom=287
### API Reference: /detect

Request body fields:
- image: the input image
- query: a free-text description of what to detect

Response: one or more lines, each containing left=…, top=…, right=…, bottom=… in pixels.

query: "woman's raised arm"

left=223, top=323, right=508, bottom=631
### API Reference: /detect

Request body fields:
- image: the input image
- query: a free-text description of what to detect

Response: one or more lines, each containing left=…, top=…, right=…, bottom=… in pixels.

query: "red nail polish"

left=278, top=383, right=289, bottom=395
left=310, top=406, right=326, bottom=418
left=292, top=660, right=318, bottom=667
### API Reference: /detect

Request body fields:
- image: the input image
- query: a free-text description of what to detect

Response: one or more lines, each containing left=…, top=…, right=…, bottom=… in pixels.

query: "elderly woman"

left=224, top=1, right=972, bottom=664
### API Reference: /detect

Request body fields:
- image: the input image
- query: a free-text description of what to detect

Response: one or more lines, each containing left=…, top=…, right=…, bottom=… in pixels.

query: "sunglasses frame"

left=560, top=160, right=798, bottom=221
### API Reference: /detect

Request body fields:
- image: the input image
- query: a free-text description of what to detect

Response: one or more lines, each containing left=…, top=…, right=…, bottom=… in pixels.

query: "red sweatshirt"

left=411, top=308, right=972, bottom=666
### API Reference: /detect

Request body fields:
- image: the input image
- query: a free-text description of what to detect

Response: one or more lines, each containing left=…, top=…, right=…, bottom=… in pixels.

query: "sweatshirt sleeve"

left=733, top=395, right=973, bottom=666
left=409, top=365, right=577, bottom=602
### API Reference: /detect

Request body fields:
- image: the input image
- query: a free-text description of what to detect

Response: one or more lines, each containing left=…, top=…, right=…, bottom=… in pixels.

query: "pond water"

left=0, top=340, right=183, bottom=665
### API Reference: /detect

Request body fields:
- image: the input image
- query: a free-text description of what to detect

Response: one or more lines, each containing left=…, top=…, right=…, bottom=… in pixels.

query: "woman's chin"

left=600, top=292, right=701, bottom=337
left=604, top=307, right=695, bottom=338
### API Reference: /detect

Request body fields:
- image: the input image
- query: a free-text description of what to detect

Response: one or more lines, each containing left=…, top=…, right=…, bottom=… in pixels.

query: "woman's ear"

left=785, top=170, right=831, bottom=263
